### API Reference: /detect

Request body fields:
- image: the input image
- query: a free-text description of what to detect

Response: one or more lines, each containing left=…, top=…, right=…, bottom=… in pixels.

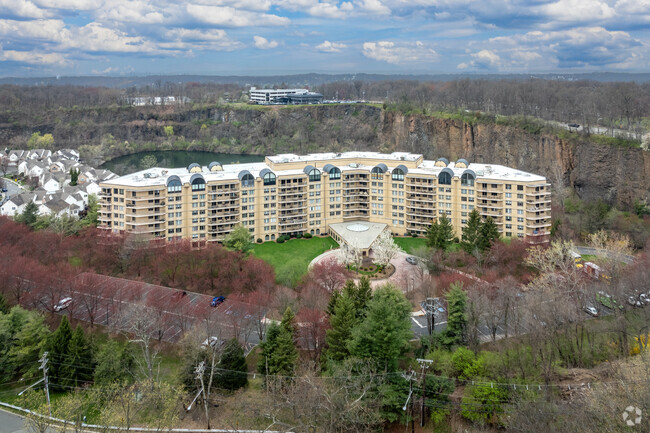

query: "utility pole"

left=402, top=370, right=416, bottom=433
left=417, top=358, right=433, bottom=427
left=39, top=352, right=51, bottom=417
left=195, top=361, right=210, bottom=429
left=425, top=298, right=436, bottom=335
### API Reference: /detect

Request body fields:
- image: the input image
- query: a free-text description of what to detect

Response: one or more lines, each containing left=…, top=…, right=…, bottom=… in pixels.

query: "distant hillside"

left=1, top=72, right=649, bottom=88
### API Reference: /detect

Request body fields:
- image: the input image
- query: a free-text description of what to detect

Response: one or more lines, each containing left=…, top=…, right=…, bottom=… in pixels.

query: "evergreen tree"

left=94, top=340, right=135, bottom=386
left=69, top=168, right=79, bottom=186
left=257, top=322, right=297, bottom=376
left=354, top=277, right=372, bottom=318
left=4, top=308, right=49, bottom=381
left=443, top=283, right=467, bottom=348
left=0, top=294, right=8, bottom=315
left=479, top=216, right=500, bottom=251
left=44, top=316, right=72, bottom=391
left=426, top=214, right=454, bottom=251
left=348, top=284, right=412, bottom=372
left=63, top=325, right=94, bottom=387
left=461, top=209, right=483, bottom=254
left=326, top=289, right=341, bottom=317
left=324, top=294, right=358, bottom=362
left=216, top=339, right=248, bottom=390
left=17, top=202, right=39, bottom=228
left=280, top=306, right=296, bottom=336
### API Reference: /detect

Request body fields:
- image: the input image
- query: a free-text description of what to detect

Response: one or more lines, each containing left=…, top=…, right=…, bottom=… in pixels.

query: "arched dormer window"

left=309, top=168, right=321, bottom=182
left=461, top=170, right=476, bottom=187
left=392, top=164, right=408, bottom=181
left=324, top=164, right=340, bottom=180
left=438, top=168, right=453, bottom=185
left=190, top=174, right=206, bottom=191
left=239, top=170, right=254, bottom=188
left=263, top=171, right=276, bottom=185
left=371, top=163, right=387, bottom=180
left=166, top=175, right=182, bottom=193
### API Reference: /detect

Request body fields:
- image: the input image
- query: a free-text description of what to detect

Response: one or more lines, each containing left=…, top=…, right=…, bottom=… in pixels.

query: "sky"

left=0, top=0, right=648, bottom=77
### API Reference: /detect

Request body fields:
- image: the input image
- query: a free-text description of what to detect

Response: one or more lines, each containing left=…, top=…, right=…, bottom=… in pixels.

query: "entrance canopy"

left=328, top=221, right=388, bottom=252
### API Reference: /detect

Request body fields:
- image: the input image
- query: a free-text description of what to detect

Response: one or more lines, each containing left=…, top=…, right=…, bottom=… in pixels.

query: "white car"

left=201, top=336, right=220, bottom=349
left=584, top=306, right=599, bottom=317
left=53, top=297, right=72, bottom=312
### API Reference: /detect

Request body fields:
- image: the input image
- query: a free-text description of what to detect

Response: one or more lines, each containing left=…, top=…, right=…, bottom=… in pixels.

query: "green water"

left=101, top=151, right=265, bottom=176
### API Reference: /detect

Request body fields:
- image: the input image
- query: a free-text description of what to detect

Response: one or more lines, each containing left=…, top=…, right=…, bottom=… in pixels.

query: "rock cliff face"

left=379, top=111, right=649, bottom=209
left=1, top=104, right=647, bottom=208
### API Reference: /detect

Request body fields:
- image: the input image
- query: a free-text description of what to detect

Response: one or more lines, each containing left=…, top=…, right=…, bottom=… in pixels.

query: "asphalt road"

left=0, top=408, right=29, bottom=433
left=1, top=177, right=24, bottom=205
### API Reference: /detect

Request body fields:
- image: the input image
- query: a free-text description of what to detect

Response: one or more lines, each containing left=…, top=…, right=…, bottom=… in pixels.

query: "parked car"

left=1, top=187, right=7, bottom=193
left=53, top=297, right=72, bottom=312
left=639, top=293, right=649, bottom=305
left=405, top=256, right=417, bottom=265
left=584, top=306, right=599, bottom=317
left=211, top=296, right=225, bottom=307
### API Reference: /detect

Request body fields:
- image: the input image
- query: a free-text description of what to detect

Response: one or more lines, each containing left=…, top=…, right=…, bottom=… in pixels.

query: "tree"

left=45, top=315, right=73, bottom=391
left=69, top=168, right=79, bottom=186
left=223, top=224, right=252, bottom=253
left=27, top=132, right=54, bottom=150
left=348, top=284, right=412, bottom=372
left=461, top=209, right=483, bottom=254
left=0, top=294, right=8, bottom=314
left=63, top=325, right=94, bottom=388
left=479, top=216, right=500, bottom=251
left=324, top=293, right=358, bottom=363
left=426, top=214, right=454, bottom=251
left=258, top=321, right=298, bottom=376
left=94, top=340, right=135, bottom=385
left=17, top=201, right=39, bottom=228
left=139, top=154, right=158, bottom=169
left=444, top=282, right=467, bottom=347
left=372, top=229, right=402, bottom=270
left=215, top=338, right=248, bottom=390
left=163, top=125, right=174, bottom=137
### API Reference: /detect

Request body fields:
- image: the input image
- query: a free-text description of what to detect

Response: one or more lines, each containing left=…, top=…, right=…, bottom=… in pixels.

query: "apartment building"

left=98, top=152, right=551, bottom=245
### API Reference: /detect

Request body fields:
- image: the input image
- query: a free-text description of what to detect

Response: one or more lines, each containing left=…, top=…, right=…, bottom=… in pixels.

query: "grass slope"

left=252, top=237, right=339, bottom=286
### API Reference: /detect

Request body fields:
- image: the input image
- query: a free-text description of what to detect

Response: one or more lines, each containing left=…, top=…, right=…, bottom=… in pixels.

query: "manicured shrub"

left=276, top=237, right=285, bottom=244
left=257, top=238, right=263, bottom=243
left=303, top=233, right=312, bottom=239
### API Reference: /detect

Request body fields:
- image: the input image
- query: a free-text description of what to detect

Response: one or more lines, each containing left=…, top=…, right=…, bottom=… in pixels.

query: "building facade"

left=98, top=152, right=551, bottom=245
left=249, top=87, right=322, bottom=104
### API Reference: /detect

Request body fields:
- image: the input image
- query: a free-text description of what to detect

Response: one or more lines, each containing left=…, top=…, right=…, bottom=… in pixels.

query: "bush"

left=276, top=237, right=285, bottom=244
left=411, top=232, right=418, bottom=237
left=257, top=238, right=263, bottom=243
left=461, top=381, right=510, bottom=426
left=303, top=232, right=312, bottom=239
left=296, top=233, right=303, bottom=239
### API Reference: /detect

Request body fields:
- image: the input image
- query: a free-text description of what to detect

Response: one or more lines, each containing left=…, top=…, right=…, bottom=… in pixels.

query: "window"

left=461, top=172, right=475, bottom=186
left=241, top=173, right=254, bottom=187
left=263, top=172, right=276, bottom=185
left=167, top=178, right=182, bottom=193
left=191, top=176, right=206, bottom=191
left=329, top=167, right=341, bottom=179
left=392, top=168, right=405, bottom=181
left=371, top=167, right=383, bottom=180
left=308, top=168, right=321, bottom=182
left=438, top=171, right=452, bottom=185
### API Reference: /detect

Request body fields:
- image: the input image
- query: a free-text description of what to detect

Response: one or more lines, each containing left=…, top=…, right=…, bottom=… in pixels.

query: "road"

left=573, top=246, right=635, bottom=265
left=0, top=408, right=29, bottom=433
left=1, top=177, right=25, bottom=206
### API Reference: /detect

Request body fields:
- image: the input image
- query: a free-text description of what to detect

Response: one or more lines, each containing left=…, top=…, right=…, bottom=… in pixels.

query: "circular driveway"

left=310, top=248, right=423, bottom=290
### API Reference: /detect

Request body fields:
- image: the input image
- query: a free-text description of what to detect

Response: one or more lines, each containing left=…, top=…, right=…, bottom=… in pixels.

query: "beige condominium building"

left=98, top=152, right=551, bottom=246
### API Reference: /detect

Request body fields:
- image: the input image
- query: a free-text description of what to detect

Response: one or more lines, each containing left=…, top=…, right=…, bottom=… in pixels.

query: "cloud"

left=0, top=0, right=52, bottom=19
left=253, top=35, right=279, bottom=49
left=186, top=4, right=290, bottom=27
left=95, top=0, right=165, bottom=24
left=458, top=26, right=645, bottom=71
left=316, top=40, right=346, bottom=52
left=362, top=40, right=438, bottom=64
left=32, top=0, right=102, bottom=10
left=354, top=0, right=390, bottom=15
left=0, top=47, right=68, bottom=65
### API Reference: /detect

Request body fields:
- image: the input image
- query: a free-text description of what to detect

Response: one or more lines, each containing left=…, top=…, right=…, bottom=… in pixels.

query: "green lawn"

left=393, top=237, right=427, bottom=254
left=252, top=237, right=339, bottom=286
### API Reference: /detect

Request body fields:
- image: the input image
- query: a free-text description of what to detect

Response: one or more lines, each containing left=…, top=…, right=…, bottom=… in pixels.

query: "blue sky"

left=0, top=0, right=648, bottom=76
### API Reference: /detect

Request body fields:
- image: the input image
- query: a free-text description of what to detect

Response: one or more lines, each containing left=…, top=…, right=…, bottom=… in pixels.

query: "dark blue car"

left=211, top=296, right=225, bottom=307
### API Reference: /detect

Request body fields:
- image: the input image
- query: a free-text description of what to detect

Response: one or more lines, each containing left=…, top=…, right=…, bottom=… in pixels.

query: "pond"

left=100, top=151, right=265, bottom=176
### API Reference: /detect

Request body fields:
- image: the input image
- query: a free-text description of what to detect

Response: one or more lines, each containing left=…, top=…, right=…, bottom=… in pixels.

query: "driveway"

left=1, top=177, right=25, bottom=205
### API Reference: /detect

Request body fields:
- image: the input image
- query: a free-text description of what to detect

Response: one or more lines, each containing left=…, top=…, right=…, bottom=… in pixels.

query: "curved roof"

left=439, top=167, right=454, bottom=178
left=436, top=157, right=449, bottom=166
left=166, top=175, right=181, bottom=185
left=456, top=158, right=469, bottom=167
left=303, top=165, right=315, bottom=175
left=394, top=164, right=408, bottom=175
left=238, top=170, right=253, bottom=180
left=187, top=162, right=201, bottom=172
left=189, top=173, right=205, bottom=184
left=259, top=168, right=274, bottom=178
left=461, top=169, right=476, bottom=179
left=372, top=163, right=388, bottom=173
left=208, top=161, right=222, bottom=171
left=323, top=164, right=339, bottom=173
